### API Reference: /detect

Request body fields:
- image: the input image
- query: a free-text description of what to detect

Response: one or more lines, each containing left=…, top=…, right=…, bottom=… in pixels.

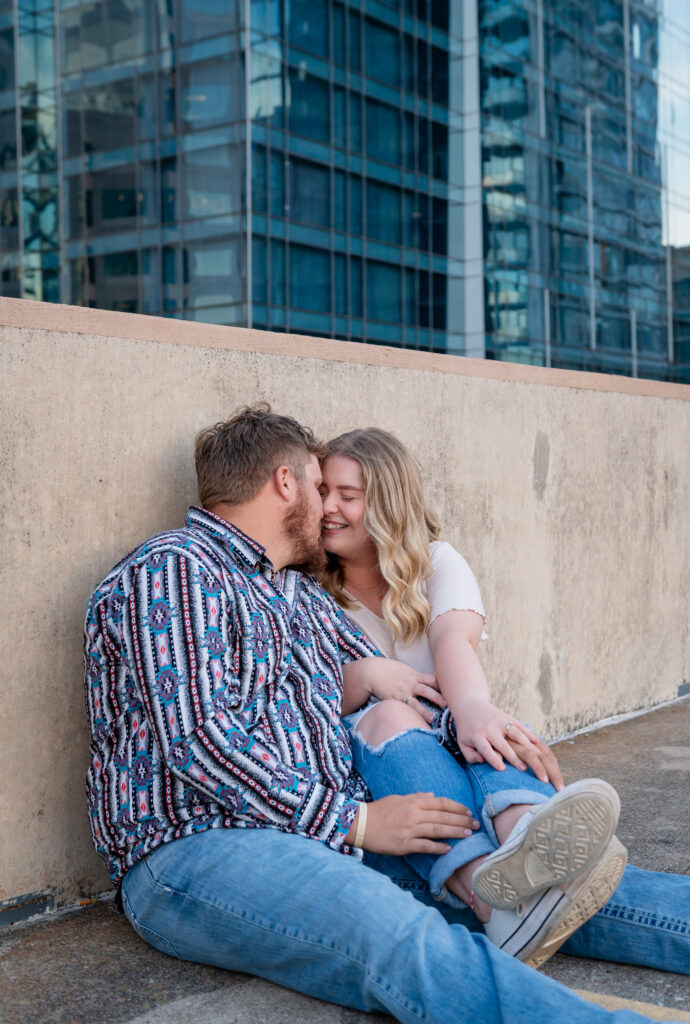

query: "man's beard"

left=284, top=487, right=327, bottom=574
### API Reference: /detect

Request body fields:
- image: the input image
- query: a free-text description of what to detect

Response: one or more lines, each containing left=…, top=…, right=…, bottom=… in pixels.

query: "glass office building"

left=480, top=0, right=690, bottom=380
left=1, top=1, right=689, bottom=381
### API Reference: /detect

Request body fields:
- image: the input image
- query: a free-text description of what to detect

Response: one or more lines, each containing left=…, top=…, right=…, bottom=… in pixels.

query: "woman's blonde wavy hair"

left=320, top=428, right=441, bottom=645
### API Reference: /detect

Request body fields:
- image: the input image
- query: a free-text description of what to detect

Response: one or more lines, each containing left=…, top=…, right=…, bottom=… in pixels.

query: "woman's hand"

left=455, top=699, right=563, bottom=789
left=453, top=699, right=538, bottom=768
left=346, top=793, right=479, bottom=855
left=358, top=657, right=447, bottom=723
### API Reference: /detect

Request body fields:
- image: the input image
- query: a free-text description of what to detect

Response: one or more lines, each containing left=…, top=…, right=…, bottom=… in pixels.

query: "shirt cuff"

left=291, top=781, right=360, bottom=850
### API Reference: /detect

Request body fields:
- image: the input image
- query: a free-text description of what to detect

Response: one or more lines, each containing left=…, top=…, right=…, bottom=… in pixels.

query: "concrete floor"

left=1, top=699, right=689, bottom=1024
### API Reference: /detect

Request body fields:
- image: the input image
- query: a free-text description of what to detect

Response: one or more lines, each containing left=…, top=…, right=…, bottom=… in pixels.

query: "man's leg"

left=121, top=828, right=655, bottom=1024
left=373, top=851, right=690, bottom=977
left=561, top=864, right=690, bottom=974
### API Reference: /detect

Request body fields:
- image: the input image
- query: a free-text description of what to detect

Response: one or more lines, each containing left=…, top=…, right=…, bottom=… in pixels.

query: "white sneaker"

left=483, top=836, right=628, bottom=969
left=472, top=778, right=620, bottom=910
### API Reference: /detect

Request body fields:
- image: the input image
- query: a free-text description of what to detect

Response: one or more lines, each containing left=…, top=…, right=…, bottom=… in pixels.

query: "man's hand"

left=346, top=793, right=479, bottom=855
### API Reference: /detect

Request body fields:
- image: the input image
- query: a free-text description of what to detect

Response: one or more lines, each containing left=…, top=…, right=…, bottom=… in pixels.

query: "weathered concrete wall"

left=1, top=297, right=689, bottom=911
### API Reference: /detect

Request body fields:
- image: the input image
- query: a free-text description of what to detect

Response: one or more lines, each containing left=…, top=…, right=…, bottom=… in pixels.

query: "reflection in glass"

left=181, top=56, right=242, bottom=131
left=183, top=144, right=241, bottom=219
left=183, top=236, right=242, bottom=308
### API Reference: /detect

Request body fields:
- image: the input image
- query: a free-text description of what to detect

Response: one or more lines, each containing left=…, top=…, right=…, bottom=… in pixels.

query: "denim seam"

left=122, top=868, right=182, bottom=959
left=143, top=859, right=427, bottom=1020
left=597, top=901, right=690, bottom=933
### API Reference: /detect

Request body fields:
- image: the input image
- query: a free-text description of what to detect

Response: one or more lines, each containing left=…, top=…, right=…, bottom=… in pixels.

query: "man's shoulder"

left=86, top=522, right=228, bottom=612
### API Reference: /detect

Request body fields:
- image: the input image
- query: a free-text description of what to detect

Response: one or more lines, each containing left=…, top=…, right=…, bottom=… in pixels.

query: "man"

left=84, top=406, right=687, bottom=1024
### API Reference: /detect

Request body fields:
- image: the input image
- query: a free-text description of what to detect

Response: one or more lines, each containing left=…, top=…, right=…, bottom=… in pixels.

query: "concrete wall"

left=1, top=296, right=689, bottom=913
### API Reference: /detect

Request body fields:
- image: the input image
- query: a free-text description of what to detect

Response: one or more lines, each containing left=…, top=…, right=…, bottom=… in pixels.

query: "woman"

left=318, top=427, right=687, bottom=971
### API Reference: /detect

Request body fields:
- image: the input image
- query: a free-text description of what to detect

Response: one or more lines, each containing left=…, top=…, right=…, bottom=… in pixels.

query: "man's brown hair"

left=195, top=404, right=324, bottom=509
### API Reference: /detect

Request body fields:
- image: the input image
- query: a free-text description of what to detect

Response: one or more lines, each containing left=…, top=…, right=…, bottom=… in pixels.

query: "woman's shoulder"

left=429, top=539, right=472, bottom=568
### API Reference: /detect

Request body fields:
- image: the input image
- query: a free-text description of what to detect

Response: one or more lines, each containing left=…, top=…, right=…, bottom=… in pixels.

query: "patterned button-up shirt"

left=84, top=507, right=379, bottom=883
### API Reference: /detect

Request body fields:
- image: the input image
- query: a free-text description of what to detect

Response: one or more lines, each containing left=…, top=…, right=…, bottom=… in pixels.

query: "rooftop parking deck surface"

left=2, top=699, right=689, bottom=1024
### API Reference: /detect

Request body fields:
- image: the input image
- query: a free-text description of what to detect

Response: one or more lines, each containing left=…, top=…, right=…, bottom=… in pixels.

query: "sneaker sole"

left=473, top=779, right=620, bottom=910
left=524, top=839, right=628, bottom=969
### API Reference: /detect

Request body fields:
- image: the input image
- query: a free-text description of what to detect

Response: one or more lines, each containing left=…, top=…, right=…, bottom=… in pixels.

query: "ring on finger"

left=405, top=696, right=414, bottom=705
left=504, top=722, right=513, bottom=737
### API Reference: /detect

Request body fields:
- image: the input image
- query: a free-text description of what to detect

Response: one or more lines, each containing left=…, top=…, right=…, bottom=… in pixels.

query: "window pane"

left=161, top=156, right=177, bottom=223
left=366, top=20, right=400, bottom=88
left=0, top=19, right=14, bottom=90
left=141, top=248, right=161, bottom=313
left=270, top=240, right=285, bottom=305
left=349, top=92, right=362, bottom=152
left=333, top=3, right=345, bottom=65
left=366, top=180, right=401, bottom=244
left=0, top=189, right=19, bottom=252
left=82, top=79, right=136, bottom=153
left=288, top=69, right=329, bottom=142
left=159, top=69, right=176, bottom=136
left=351, top=255, right=362, bottom=316
left=270, top=150, right=284, bottom=216
left=432, top=196, right=447, bottom=254
left=366, top=100, right=400, bottom=165
left=289, top=245, right=330, bottom=311
left=334, top=171, right=346, bottom=231
left=334, top=87, right=346, bottom=149
left=287, top=0, right=328, bottom=56
left=86, top=166, right=137, bottom=234
left=348, top=10, right=361, bottom=71
left=289, top=158, right=329, bottom=228
left=253, top=234, right=267, bottom=303
left=253, top=144, right=267, bottom=212
left=163, top=245, right=177, bottom=310
left=137, top=74, right=158, bottom=143
left=0, top=109, right=17, bottom=171
left=88, top=250, right=139, bottom=313
left=183, top=143, right=241, bottom=219
left=349, top=176, right=362, bottom=235
left=335, top=252, right=347, bottom=314
left=431, top=120, right=447, bottom=179
left=367, top=261, right=401, bottom=321
left=138, top=162, right=158, bottom=225
left=250, top=51, right=283, bottom=129
left=183, top=236, right=243, bottom=308
left=181, top=56, right=242, bottom=131
left=430, top=46, right=449, bottom=105
left=180, top=0, right=238, bottom=44
left=433, top=272, right=446, bottom=329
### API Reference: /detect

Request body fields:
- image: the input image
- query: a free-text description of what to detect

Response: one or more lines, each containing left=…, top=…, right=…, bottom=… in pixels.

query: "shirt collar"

left=186, top=506, right=272, bottom=572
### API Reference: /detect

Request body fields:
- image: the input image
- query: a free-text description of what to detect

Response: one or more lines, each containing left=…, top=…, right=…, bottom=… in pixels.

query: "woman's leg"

left=348, top=700, right=554, bottom=913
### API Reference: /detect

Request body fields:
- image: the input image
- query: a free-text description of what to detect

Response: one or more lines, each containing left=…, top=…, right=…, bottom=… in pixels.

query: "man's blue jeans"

left=122, top=827, right=689, bottom=1024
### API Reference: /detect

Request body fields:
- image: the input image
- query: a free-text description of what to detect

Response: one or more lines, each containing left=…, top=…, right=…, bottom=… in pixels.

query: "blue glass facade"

left=480, top=0, right=690, bottom=381
left=1, top=1, right=689, bottom=381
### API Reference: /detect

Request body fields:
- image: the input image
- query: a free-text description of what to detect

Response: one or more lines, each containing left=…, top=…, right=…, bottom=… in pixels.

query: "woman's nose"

left=321, top=490, right=336, bottom=514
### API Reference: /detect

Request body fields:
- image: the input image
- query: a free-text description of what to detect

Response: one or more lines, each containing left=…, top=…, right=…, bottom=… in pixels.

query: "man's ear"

left=273, top=464, right=294, bottom=503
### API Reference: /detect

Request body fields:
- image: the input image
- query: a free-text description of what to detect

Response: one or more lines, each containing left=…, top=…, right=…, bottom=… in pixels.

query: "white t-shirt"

left=344, top=541, right=486, bottom=673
